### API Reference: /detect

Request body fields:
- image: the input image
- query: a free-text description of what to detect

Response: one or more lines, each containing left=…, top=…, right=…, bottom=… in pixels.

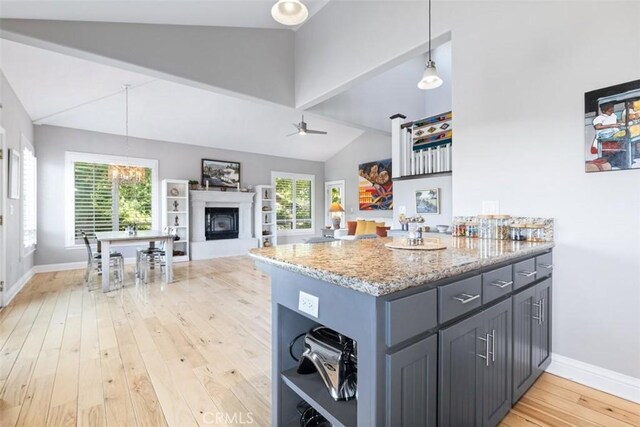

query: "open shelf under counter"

left=281, top=368, right=357, bottom=427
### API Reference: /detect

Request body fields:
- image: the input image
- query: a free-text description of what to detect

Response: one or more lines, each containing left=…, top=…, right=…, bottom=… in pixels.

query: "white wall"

left=393, top=175, right=452, bottom=229
left=297, top=1, right=640, bottom=379
left=0, top=71, right=34, bottom=293
left=34, top=125, right=324, bottom=265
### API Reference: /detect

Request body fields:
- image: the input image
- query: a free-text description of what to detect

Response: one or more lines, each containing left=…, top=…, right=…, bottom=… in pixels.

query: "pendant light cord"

left=125, top=85, right=129, bottom=146
left=428, top=0, right=432, bottom=62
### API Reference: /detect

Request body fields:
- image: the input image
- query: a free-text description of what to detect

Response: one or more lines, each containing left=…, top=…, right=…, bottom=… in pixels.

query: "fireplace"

left=205, top=207, right=239, bottom=240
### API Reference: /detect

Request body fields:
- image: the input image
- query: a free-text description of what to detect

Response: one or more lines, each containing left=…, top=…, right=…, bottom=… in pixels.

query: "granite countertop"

left=249, top=235, right=555, bottom=297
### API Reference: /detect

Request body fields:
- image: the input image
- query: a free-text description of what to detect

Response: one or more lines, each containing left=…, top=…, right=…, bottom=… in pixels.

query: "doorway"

left=324, top=180, right=345, bottom=227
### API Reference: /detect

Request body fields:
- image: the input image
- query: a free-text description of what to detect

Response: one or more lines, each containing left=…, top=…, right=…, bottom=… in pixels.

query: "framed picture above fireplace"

left=201, top=159, right=241, bottom=188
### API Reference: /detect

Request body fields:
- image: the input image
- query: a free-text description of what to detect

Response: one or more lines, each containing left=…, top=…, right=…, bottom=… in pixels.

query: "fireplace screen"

left=205, top=207, right=239, bottom=240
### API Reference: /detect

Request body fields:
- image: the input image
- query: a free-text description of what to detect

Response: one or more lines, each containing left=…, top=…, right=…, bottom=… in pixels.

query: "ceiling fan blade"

left=286, top=131, right=300, bottom=137
left=292, top=123, right=300, bottom=129
left=306, top=129, right=328, bottom=135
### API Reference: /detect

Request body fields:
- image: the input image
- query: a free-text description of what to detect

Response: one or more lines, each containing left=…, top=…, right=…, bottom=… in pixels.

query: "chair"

left=81, top=231, right=124, bottom=291
left=136, top=227, right=174, bottom=284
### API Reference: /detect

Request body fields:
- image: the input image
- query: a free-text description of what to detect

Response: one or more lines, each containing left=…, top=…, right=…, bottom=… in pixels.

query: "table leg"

left=102, top=240, right=110, bottom=292
left=165, top=237, right=173, bottom=283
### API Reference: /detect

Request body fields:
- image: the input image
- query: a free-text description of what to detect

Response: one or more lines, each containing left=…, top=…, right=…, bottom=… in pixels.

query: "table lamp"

left=328, top=202, right=345, bottom=230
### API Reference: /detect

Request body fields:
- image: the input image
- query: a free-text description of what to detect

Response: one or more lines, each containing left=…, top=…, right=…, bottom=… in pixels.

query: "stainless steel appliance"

left=297, top=327, right=357, bottom=401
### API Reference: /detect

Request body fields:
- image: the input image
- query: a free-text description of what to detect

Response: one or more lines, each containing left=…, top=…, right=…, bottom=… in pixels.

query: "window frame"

left=21, top=135, right=37, bottom=256
left=271, top=171, right=316, bottom=236
left=64, top=151, right=159, bottom=248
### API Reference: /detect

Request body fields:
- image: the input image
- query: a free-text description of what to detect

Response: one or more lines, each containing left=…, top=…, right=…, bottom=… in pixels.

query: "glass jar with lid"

left=510, top=224, right=527, bottom=241
left=527, top=224, right=546, bottom=242
left=478, top=215, right=494, bottom=239
left=466, top=222, right=479, bottom=238
left=494, top=215, right=511, bottom=240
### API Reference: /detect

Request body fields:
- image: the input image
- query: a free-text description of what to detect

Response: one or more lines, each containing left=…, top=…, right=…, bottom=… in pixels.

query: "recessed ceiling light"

left=271, top=0, right=309, bottom=26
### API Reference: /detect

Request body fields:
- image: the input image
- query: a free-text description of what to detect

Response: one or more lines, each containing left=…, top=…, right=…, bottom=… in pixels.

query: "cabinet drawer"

left=513, top=258, right=537, bottom=290
left=386, top=289, right=437, bottom=347
left=439, top=275, right=482, bottom=323
left=536, top=252, right=553, bottom=278
left=482, top=265, right=513, bottom=303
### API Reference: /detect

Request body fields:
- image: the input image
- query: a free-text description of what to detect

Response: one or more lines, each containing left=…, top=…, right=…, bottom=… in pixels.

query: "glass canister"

left=510, top=224, right=527, bottom=241
left=466, top=222, right=479, bottom=238
left=452, top=220, right=466, bottom=237
left=478, top=215, right=494, bottom=239
left=495, top=215, right=511, bottom=240
left=527, top=224, right=546, bottom=242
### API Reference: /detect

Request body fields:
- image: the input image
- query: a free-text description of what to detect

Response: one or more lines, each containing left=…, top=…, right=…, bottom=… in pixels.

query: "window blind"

left=274, top=174, right=313, bottom=232
left=22, top=145, right=37, bottom=251
left=74, top=162, right=113, bottom=243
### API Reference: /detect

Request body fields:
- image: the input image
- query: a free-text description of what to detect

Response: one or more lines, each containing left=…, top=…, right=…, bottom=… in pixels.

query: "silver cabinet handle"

left=452, top=293, right=480, bottom=304
left=491, top=280, right=513, bottom=289
left=491, top=329, right=496, bottom=362
left=539, top=264, right=553, bottom=270
left=477, top=333, right=490, bottom=366
left=540, top=298, right=545, bottom=324
left=533, top=300, right=542, bottom=324
left=518, top=270, right=537, bottom=277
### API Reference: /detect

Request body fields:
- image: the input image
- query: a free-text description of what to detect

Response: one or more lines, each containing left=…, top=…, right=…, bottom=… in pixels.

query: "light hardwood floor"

left=0, top=256, right=638, bottom=427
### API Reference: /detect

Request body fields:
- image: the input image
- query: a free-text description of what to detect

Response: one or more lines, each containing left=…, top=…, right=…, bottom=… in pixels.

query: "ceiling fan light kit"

left=418, top=0, right=443, bottom=90
left=288, top=115, right=328, bottom=136
left=271, top=0, right=309, bottom=26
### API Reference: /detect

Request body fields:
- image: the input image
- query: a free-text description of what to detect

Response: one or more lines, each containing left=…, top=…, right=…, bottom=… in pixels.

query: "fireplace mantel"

left=189, top=190, right=257, bottom=259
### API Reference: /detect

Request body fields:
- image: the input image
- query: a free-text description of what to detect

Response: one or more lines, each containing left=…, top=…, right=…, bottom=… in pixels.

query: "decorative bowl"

left=436, top=225, right=449, bottom=233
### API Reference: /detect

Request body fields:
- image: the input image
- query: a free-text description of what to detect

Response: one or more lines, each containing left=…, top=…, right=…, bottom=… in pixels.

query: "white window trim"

left=64, top=151, right=159, bottom=248
left=21, top=134, right=36, bottom=257
left=324, top=180, right=346, bottom=227
left=271, top=171, right=316, bottom=236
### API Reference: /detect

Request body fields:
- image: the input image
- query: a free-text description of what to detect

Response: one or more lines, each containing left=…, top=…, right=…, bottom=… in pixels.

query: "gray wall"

left=1, top=71, right=34, bottom=292
left=324, top=131, right=393, bottom=221
left=393, top=176, right=453, bottom=229
left=35, top=125, right=324, bottom=265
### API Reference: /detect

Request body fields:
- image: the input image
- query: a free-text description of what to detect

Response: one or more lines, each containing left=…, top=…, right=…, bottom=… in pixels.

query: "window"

left=65, top=152, right=158, bottom=246
left=272, top=172, right=315, bottom=234
left=22, top=136, right=37, bottom=254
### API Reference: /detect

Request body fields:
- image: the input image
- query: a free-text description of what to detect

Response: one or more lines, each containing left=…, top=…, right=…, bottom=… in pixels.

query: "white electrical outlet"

left=298, top=291, right=319, bottom=318
left=482, top=200, right=500, bottom=215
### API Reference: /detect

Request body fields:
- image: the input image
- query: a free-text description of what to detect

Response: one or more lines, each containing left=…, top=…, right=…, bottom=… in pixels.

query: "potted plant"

left=188, top=180, right=200, bottom=190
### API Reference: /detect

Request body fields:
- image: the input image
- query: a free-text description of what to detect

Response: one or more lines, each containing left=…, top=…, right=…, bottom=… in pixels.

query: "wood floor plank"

left=1, top=258, right=638, bottom=427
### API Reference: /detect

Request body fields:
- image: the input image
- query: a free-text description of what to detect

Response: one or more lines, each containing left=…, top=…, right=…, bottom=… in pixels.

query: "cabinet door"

left=534, top=278, right=552, bottom=373
left=439, top=310, right=484, bottom=427
left=387, top=334, right=437, bottom=427
left=481, top=299, right=512, bottom=427
left=512, top=286, right=537, bottom=403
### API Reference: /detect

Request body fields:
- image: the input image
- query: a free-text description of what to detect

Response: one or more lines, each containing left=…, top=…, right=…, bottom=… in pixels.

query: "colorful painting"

left=201, top=159, right=241, bottom=188
left=412, top=111, right=452, bottom=151
left=358, top=158, right=393, bottom=210
left=416, top=189, right=440, bottom=214
left=585, top=80, right=640, bottom=172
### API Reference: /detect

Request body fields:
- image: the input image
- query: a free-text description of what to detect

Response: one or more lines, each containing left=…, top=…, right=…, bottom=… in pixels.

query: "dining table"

left=95, top=230, right=174, bottom=292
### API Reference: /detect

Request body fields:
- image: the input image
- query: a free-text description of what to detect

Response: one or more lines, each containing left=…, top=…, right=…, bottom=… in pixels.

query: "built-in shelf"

left=254, top=185, right=277, bottom=247
left=167, top=196, right=187, bottom=199
left=281, top=368, right=357, bottom=427
left=162, top=179, right=190, bottom=262
left=393, top=171, right=452, bottom=181
left=168, top=211, right=187, bottom=214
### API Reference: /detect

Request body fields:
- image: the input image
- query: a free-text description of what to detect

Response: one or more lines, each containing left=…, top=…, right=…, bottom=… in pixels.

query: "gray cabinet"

left=439, top=298, right=512, bottom=427
left=386, top=334, right=437, bottom=427
left=512, top=278, right=552, bottom=403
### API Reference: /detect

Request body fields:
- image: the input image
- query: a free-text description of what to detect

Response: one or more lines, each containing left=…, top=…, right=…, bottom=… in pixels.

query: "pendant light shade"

left=271, top=0, right=309, bottom=26
left=418, top=0, right=443, bottom=90
left=418, top=60, right=443, bottom=90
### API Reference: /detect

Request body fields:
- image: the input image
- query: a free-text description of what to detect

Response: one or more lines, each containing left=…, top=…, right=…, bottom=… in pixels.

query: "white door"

left=324, top=180, right=346, bottom=227
left=0, top=127, right=6, bottom=306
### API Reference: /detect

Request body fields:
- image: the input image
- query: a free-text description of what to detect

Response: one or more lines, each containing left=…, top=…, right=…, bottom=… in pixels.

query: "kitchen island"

left=250, top=235, right=554, bottom=427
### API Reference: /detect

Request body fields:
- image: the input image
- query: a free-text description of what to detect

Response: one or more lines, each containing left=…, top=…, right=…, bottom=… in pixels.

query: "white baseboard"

left=547, top=353, right=640, bottom=403
left=2, top=267, right=34, bottom=307
left=32, top=257, right=139, bottom=273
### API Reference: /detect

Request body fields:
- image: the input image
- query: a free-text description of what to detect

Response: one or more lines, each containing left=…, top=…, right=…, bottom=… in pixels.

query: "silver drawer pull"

left=539, top=264, right=553, bottom=270
left=518, top=270, right=537, bottom=277
left=452, top=293, right=480, bottom=304
left=477, top=333, right=490, bottom=366
left=491, top=280, right=513, bottom=289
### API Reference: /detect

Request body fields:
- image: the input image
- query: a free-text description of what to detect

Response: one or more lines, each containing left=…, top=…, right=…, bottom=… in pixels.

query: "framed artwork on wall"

left=585, top=79, right=640, bottom=172
left=415, top=188, right=440, bottom=214
left=358, top=158, right=393, bottom=210
left=8, top=148, right=20, bottom=199
left=201, top=159, right=241, bottom=188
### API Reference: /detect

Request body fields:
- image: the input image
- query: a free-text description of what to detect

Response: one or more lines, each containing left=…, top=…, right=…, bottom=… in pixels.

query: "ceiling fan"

left=288, top=115, right=328, bottom=136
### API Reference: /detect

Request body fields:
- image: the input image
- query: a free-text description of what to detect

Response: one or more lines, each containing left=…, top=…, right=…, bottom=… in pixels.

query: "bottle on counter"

left=478, top=215, right=494, bottom=239
left=495, top=215, right=512, bottom=240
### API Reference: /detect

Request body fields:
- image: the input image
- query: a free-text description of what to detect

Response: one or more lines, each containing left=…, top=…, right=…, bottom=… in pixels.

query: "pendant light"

left=108, top=85, right=145, bottom=184
left=417, top=0, right=443, bottom=90
left=271, top=0, right=309, bottom=26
